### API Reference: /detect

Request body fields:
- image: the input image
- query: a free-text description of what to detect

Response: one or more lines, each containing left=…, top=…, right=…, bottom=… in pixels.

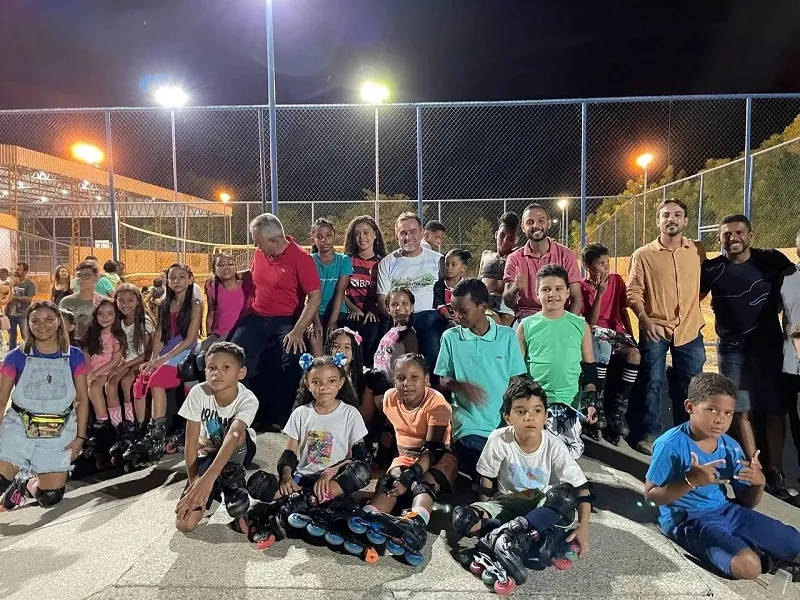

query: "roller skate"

left=109, top=420, right=138, bottom=467
left=286, top=495, right=380, bottom=564
left=84, top=420, right=118, bottom=470
left=164, top=427, right=185, bottom=455
left=346, top=508, right=427, bottom=566
left=216, top=462, right=251, bottom=531
left=580, top=390, right=606, bottom=442
left=0, top=474, right=34, bottom=511
left=122, top=418, right=166, bottom=472
left=602, top=392, right=630, bottom=446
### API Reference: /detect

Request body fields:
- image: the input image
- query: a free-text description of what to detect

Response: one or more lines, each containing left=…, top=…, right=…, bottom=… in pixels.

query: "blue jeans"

left=672, top=502, right=800, bottom=577
left=718, top=348, right=783, bottom=414
left=636, top=333, right=705, bottom=439
left=412, top=309, right=445, bottom=375
left=453, top=434, right=488, bottom=479
left=8, top=315, right=26, bottom=348
left=230, top=314, right=299, bottom=426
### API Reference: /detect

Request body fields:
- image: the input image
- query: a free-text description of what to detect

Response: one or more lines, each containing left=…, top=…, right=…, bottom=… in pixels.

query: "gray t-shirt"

left=59, top=293, right=104, bottom=340
left=6, top=278, right=36, bottom=317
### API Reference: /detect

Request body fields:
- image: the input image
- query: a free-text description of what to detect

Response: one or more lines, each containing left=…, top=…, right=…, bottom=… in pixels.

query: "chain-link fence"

left=1, top=95, right=800, bottom=281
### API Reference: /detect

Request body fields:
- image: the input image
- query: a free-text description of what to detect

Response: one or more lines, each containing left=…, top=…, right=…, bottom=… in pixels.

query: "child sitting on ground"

left=244, top=353, right=371, bottom=547
left=451, top=376, right=592, bottom=585
left=434, top=249, right=472, bottom=327
left=580, top=243, right=640, bottom=445
left=175, top=342, right=258, bottom=533
left=517, top=264, right=600, bottom=459
left=645, top=372, right=800, bottom=581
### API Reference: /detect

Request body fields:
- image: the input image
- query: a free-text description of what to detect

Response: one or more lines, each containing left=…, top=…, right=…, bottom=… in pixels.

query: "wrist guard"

left=580, top=361, right=599, bottom=388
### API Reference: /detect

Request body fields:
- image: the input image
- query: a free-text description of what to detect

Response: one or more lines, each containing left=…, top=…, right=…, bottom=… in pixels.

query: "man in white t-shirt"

left=377, top=212, right=444, bottom=374
left=175, top=342, right=258, bottom=533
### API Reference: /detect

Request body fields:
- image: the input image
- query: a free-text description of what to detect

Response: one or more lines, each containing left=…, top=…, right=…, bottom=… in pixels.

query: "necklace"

left=33, top=346, right=61, bottom=384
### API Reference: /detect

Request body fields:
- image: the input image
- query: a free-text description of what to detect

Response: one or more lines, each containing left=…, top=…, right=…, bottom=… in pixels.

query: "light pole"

left=557, top=198, right=569, bottom=245
left=636, top=152, right=654, bottom=244
left=220, top=191, right=232, bottom=245
left=155, top=85, right=188, bottom=259
left=361, top=81, right=390, bottom=225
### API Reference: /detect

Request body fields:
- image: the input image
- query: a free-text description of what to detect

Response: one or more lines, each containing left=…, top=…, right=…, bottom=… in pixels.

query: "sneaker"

left=765, top=469, right=800, bottom=508
left=1, top=475, right=31, bottom=511
left=635, top=434, right=657, bottom=456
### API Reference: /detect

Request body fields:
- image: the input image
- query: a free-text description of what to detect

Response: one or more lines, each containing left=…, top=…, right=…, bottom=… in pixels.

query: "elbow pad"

left=277, top=449, right=299, bottom=476
left=422, top=441, right=448, bottom=463
left=351, top=441, right=372, bottom=463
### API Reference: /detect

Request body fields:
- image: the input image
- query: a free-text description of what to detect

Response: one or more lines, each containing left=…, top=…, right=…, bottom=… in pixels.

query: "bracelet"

left=684, top=475, right=696, bottom=490
left=76, top=435, right=88, bottom=441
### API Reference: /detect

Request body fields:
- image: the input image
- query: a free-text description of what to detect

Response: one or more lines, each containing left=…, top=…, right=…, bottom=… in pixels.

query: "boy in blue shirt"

left=434, top=278, right=526, bottom=477
left=645, top=372, right=800, bottom=581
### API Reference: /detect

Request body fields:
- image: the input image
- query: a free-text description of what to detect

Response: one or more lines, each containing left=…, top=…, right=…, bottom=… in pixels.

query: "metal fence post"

left=613, top=213, right=618, bottom=273
left=374, top=106, right=380, bottom=224
left=743, top=97, right=753, bottom=218
left=416, top=106, right=423, bottom=220
left=258, top=108, right=267, bottom=214
left=580, top=102, right=588, bottom=247
left=104, top=110, right=119, bottom=262
left=697, top=172, right=704, bottom=240
left=266, top=0, right=279, bottom=216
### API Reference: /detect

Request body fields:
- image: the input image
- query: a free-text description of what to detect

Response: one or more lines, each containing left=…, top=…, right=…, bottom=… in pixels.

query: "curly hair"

left=324, top=327, right=364, bottom=393
left=294, top=355, right=360, bottom=409
left=344, top=215, right=386, bottom=258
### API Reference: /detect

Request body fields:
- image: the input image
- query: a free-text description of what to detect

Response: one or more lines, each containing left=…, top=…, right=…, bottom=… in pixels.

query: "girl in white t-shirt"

left=243, top=353, right=371, bottom=549
left=108, top=284, right=154, bottom=427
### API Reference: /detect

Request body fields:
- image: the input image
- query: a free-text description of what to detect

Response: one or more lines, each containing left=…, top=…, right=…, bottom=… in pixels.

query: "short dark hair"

left=581, top=243, right=609, bottom=267
left=502, top=375, right=547, bottom=416
left=103, top=260, right=118, bottom=273
left=499, top=211, right=520, bottom=230
left=523, top=203, right=548, bottom=218
left=396, top=212, right=422, bottom=228
left=205, top=341, right=246, bottom=368
left=452, top=277, right=489, bottom=306
left=445, top=248, right=472, bottom=265
left=394, top=352, right=428, bottom=376
left=76, top=261, right=99, bottom=275
left=719, top=214, right=751, bottom=231
left=387, top=286, right=415, bottom=307
left=85, top=255, right=98, bottom=262
left=60, top=309, right=76, bottom=325
left=16, top=262, right=29, bottom=273
left=657, top=198, right=688, bottom=215
left=424, top=220, right=446, bottom=233
left=0, top=268, right=8, bottom=275
left=536, top=263, right=569, bottom=287
left=687, top=372, right=738, bottom=405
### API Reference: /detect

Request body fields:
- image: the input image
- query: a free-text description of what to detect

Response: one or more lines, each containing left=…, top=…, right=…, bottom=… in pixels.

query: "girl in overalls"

left=0, top=301, right=90, bottom=510
left=130, top=264, right=201, bottom=461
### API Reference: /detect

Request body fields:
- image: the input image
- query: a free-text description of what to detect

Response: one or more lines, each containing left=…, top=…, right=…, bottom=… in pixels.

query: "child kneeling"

left=451, top=377, right=592, bottom=585
left=645, top=372, right=800, bottom=581
left=175, top=342, right=258, bottom=533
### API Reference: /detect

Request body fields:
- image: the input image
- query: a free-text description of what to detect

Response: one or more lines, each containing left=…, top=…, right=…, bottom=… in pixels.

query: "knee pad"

left=410, top=480, right=436, bottom=501
left=247, top=470, right=279, bottom=502
left=333, top=460, right=371, bottom=495
left=542, top=483, right=578, bottom=519
left=35, top=487, right=65, bottom=508
left=351, top=441, right=372, bottom=463
left=0, top=474, right=12, bottom=495
left=365, top=369, right=393, bottom=396
left=177, top=353, right=200, bottom=383
left=376, top=473, right=396, bottom=494
left=451, top=504, right=481, bottom=539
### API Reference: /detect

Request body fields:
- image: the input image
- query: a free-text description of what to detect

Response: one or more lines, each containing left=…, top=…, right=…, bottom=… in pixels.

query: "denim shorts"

left=0, top=408, right=76, bottom=474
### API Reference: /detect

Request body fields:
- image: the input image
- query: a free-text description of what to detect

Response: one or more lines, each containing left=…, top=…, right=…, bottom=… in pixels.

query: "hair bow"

left=298, top=353, right=314, bottom=370
left=342, top=327, right=362, bottom=346
left=332, top=352, right=349, bottom=367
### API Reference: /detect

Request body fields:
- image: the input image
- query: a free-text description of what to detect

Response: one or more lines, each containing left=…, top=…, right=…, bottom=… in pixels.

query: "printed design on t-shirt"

left=307, top=430, right=334, bottom=465
left=374, top=327, right=403, bottom=370
left=391, top=273, right=436, bottom=292
left=507, top=463, right=548, bottom=492
left=547, top=403, right=583, bottom=456
left=199, top=407, right=233, bottom=451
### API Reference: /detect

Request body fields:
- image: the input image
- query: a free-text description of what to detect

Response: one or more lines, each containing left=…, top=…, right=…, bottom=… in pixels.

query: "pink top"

left=90, top=330, right=120, bottom=372
left=210, top=284, right=245, bottom=337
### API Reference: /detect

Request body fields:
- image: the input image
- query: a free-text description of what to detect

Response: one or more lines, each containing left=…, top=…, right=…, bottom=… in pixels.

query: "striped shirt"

left=346, top=254, right=381, bottom=313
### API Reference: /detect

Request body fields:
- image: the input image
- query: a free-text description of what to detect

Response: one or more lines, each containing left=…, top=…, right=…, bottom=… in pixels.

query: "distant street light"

left=360, top=82, right=390, bottom=104
left=557, top=198, right=570, bottom=245
left=71, top=142, right=104, bottom=166
left=220, top=192, right=231, bottom=203
left=636, top=152, right=655, bottom=244
left=361, top=82, right=390, bottom=224
left=154, top=85, right=188, bottom=108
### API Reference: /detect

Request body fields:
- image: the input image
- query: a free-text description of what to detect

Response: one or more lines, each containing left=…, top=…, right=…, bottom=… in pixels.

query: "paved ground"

left=1, top=432, right=799, bottom=600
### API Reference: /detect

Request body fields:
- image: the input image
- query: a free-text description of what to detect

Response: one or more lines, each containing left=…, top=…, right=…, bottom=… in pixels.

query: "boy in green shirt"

left=435, top=278, right=526, bottom=477
left=516, top=264, right=601, bottom=458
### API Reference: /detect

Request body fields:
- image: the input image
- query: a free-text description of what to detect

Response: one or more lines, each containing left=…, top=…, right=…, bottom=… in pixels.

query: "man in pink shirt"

left=230, top=213, right=321, bottom=428
left=502, top=204, right=583, bottom=321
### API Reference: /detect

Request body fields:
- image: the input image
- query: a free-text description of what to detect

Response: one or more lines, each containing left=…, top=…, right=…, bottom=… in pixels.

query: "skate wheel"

left=469, top=560, right=485, bottom=576
left=306, top=522, right=326, bottom=537
left=344, top=540, right=363, bottom=555
left=364, top=547, right=379, bottom=564
left=385, top=538, right=404, bottom=556
left=564, top=543, right=580, bottom=562
left=110, top=455, right=120, bottom=467
left=551, top=556, right=573, bottom=570
left=405, top=550, right=424, bottom=567
left=494, top=577, right=517, bottom=595
left=348, top=516, right=367, bottom=534
left=366, top=529, right=386, bottom=545
left=236, top=516, right=249, bottom=536
left=324, top=531, right=344, bottom=546
left=287, top=513, right=310, bottom=529
left=481, top=569, right=497, bottom=585
left=455, top=549, right=474, bottom=568
left=256, top=533, right=275, bottom=550
left=123, top=462, right=133, bottom=473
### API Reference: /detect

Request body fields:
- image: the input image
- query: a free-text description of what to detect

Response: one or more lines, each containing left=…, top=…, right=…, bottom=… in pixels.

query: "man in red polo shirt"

left=231, top=213, right=321, bottom=428
left=502, top=203, right=583, bottom=321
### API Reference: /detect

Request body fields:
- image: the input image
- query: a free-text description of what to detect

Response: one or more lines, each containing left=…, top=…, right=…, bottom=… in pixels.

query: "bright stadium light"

left=557, top=198, right=569, bottom=211
left=636, top=152, right=654, bottom=170
left=219, top=191, right=231, bottom=203
left=154, top=85, right=188, bottom=108
left=72, top=142, right=104, bottom=165
left=360, top=81, right=390, bottom=104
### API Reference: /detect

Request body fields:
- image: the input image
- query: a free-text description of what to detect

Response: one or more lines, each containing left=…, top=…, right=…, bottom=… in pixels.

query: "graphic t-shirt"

left=313, top=252, right=354, bottom=318
left=346, top=254, right=381, bottom=313
left=382, top=387, right=452, bottom=456
left=178, top=382, right=258, bottom=461
left=579, top=274, right=628, bottom=333
left=0, top=346, right=88, bottom=384
left=646, top=422, right=748, bottom=534
left=282, top=401, right=368, bottom=476
left=477, top=426, right=587, bottom=496
left=373, top=325, right=415, bottom=377
left=7, top=278, right=36, bottom=316
left=121, top=315, right=155, bottom=362
left=377, top=248, right=442, bottom=313
left=700, top=249, right=792, bottom=352
left=59, top=293, right=105, bottom=341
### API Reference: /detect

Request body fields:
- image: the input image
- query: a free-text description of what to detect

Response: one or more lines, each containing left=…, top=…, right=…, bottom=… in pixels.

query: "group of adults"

left=228, top=200, right=800, bottom=505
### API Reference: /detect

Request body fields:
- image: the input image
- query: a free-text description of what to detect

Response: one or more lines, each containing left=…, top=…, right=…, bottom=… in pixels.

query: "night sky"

left=2, top=0, right=800, bottom=109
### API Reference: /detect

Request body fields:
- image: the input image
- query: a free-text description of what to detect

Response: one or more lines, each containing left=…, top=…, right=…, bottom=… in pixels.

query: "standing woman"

left=343, top=215, right=387, bottom=367
left=0, top=301, right=89, bottom=510
left=51, top=265, right=73, bottom=307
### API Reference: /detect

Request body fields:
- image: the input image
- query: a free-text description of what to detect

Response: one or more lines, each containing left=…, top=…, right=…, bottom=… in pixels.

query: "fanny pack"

left=12, top=403, right=71, bottom=438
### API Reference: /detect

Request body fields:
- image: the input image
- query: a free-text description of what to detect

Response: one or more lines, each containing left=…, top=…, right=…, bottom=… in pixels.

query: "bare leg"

left=150, top=387, right=168, bottom=420
left=121, top=371, right=136, bottom=405
left=730, top=412, right=757, bottom=459
left=88, top=376, right=109, bottom=418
